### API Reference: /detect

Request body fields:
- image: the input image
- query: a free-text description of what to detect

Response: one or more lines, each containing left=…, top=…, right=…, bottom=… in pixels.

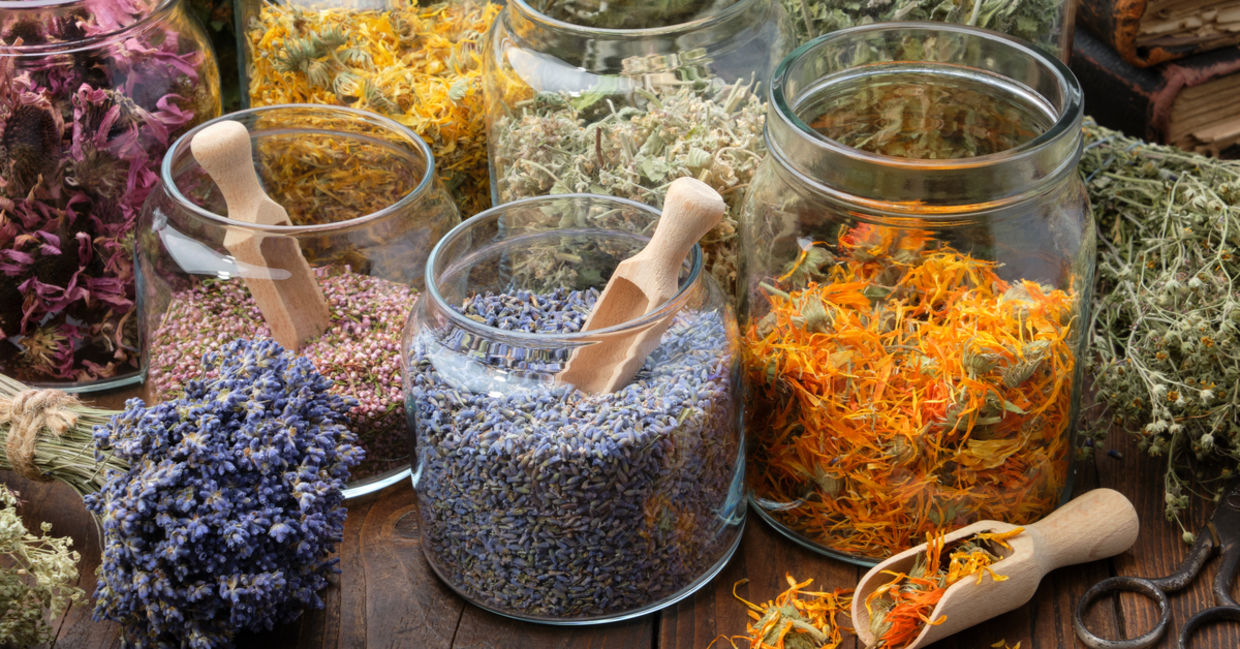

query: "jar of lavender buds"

left=137, top=104, right=459, bottom=497
left=403, top=194, right=745, bottom=623
left=0, top=0, right=220, bottom=391
left=483, top=0, right=793, bottom=293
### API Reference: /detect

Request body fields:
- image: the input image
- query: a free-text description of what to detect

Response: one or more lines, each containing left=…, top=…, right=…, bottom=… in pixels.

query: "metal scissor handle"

left=1073, top=526, right=1220, bottom=649
left=1074, top=576, right=1171, bottom=649
left=1178, top=514, right=1240, bottom=649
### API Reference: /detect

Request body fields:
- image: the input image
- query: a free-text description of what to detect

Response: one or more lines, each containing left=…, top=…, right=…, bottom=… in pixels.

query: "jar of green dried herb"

left=237, top=0, right=499, bottom=218
left=137, top=104, right=459, bottom=498
left=0, top=0, right=221, bottom=391
left=739, top=23, right=1094, bottom=565
left=483, top=0, right=793, bottom=294
left=403, top=194, right=744, bottom=623
left=780, top=0, right=1076, bottom=59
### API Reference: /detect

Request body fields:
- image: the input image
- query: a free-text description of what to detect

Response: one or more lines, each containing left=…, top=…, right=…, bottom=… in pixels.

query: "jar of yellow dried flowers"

left=739, top=23, right=1094, bottom=564
left=237, top=0, right=499, bottom=217
left=483, top=0, right=794, bottom=293
left=0, top=0, right=220, bottom=391
left=137, top=104, right=458, bottom=497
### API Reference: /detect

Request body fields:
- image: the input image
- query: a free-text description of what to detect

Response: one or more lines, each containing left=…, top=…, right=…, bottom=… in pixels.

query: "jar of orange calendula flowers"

left=739, top=22, right=1094, bottom=564
left=237, top=0, right=499, bottom=217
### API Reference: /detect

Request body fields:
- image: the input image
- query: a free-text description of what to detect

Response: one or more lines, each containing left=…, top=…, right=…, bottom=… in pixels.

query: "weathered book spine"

left=1069, top=28, right=1240, bottom=142
left=1077, top=0, right=1220, bottom=67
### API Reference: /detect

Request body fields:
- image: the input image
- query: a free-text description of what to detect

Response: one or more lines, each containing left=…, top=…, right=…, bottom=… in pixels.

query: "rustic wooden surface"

left=8, top=386, right=1239, bottom=649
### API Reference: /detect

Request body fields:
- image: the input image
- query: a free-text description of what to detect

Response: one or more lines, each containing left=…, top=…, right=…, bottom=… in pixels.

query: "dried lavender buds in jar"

left=405, top=288, right=743, bottom=621
left=146, top=265, right=412, bottom=484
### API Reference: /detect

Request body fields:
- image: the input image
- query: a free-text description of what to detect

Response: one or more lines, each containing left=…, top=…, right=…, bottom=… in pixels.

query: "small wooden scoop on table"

left=559, top=177, right=725, bottom=394
left=190, top=120, right=331, bottom=352
left=852, top=488, right=1140, bottom=649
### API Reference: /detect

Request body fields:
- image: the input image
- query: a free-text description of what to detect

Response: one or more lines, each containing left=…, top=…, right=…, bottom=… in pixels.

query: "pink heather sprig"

left=0, top=3, right=213, bottom=384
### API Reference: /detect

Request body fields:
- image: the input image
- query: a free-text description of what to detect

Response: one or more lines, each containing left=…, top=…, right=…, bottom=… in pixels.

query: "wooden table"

left=10, top=386, right=1238, bottom=649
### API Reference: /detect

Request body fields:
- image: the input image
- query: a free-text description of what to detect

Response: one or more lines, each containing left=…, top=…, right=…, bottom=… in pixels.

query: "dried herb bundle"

left=245, top=0, right=499, bottom=216
left=0, top=483, right=83, bottom=647
left=1082, top=119, right=1240, bottom=522
left=491, top=79, right=766, bottom=290
left=780, top=0, right=1064, bottom=52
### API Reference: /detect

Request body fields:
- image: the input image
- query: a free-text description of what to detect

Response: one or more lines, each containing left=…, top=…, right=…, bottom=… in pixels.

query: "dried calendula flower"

left=0, top=483, right=83, bottom=647
left=244, top=0, right=499, bottom=216
left=713, top=574, right=853, bottom=649
left=865, top=528, right=1023, bottom=649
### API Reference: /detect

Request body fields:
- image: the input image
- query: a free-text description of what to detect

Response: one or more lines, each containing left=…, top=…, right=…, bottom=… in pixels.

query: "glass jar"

left=237, top=0, right=500, bottom=217
left=484, top=0, right=793, bottom=292
left=0, top=0, right=220, bottom=391
left=403, top=194, right=744, bottom=623
left=137, top=104, right=459, bottom=497
left=740, top=23, right=1093, bottom=564
left=779, top=0, right=1075, bottom=60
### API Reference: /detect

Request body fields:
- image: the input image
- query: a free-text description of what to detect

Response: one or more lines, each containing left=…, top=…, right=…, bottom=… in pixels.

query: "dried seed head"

left=3, top=104, right=60, bottom=191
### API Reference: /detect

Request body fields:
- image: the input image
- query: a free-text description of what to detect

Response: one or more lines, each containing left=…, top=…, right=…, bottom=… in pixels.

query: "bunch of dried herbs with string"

left=863, top=528, right=1022, bottom=649
left=779, top=0, right=1066, bottom=54
left=0, top=483, right=83, bottom=647
left=244, top=0, right=499, bottom=216
left=712, top=574, right=853, bottom=649
left=491, top=76, right=766, bottom=292
left=745, top=225, right=1076, bottom=560
left=1082, top=118, right=1240, bottom=527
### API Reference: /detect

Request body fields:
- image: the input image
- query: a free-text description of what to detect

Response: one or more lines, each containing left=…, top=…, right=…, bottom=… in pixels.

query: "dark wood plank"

left=660, top=518, right=863, bottom=649
left=8, top=383, right=1240, bottom=649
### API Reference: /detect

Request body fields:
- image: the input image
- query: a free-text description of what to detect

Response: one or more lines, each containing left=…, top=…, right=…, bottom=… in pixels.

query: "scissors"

left=1073, top=480, right=1240, bottom=649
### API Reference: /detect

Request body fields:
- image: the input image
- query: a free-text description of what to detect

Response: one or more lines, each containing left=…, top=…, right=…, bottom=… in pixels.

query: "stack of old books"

left=1071, top=0, right=1240, bottom=156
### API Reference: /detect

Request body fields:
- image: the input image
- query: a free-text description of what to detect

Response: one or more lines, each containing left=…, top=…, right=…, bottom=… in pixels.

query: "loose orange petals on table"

left=745, top=225, right=1077, bottom=560
left=712, top=574, right=854, bottom=649
left=865, top=528, right=1023, bottom=649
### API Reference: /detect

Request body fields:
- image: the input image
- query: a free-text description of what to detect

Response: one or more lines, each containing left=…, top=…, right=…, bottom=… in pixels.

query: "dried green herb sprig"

left=1082, top=119, right=1240, bottom=524
left=0, top=483, right=83, bottom=647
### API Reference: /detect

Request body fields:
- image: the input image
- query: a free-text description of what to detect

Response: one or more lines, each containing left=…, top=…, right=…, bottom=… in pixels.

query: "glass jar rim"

left=0, top=0, right=179, bottom=54
left=160, top=103, right=438, bottom=235
left=769, top=21, right=1083, bottom=173
left=507, top=0, right=756, bottom=38
left=424, top=193, right=705, bottom=344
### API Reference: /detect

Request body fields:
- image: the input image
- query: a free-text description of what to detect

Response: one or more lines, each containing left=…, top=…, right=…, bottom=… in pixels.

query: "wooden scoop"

left=559, top=177, right=725, bottom=394
left=852, top=488, right=1140, bottom=649
left=191, top=120, right=330, bottom=351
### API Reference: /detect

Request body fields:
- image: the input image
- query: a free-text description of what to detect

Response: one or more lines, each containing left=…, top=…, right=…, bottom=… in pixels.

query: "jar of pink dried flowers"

left=0, top=0, right=221, bottom=391
left=137, top=104, right=459, bottom=497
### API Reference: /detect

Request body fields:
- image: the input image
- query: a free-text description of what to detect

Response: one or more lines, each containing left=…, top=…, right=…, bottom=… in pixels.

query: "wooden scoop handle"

left=632, top=178, right=726, bottom=282
left=1028, top=488, right=1140, bottom=571
left=190, top=120, right=331, bottom=351
left=191, top=120, right=288, bottom=226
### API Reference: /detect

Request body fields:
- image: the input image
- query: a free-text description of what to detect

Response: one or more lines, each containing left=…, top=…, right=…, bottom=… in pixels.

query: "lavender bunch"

left=82, top=339, right=362, bottom=649
left=1, top=339, right=361, bottom=649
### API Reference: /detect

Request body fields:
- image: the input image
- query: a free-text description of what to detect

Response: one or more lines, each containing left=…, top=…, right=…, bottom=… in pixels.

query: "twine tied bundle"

left=0, top=388, right=80, bottom=481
